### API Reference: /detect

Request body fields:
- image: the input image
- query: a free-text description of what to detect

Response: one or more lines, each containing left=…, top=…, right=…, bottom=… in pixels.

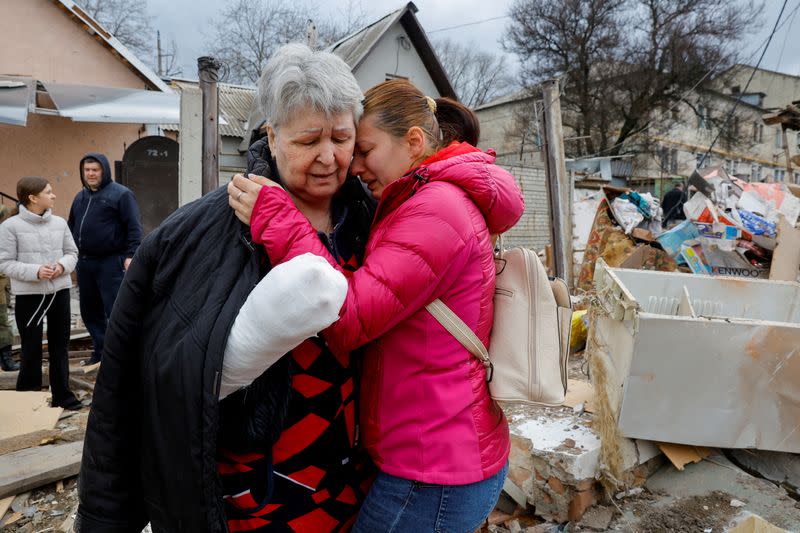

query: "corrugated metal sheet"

left=218, top=84, right=255, bottom=138
left=161, top=82, right=255, bottom=139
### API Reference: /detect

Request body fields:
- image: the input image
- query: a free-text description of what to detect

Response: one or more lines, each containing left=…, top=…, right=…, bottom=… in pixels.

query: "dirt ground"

left=616, top=490, right=738, bottom=533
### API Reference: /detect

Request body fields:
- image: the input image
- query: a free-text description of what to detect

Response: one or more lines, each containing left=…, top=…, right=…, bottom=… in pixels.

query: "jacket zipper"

left=77, top=194, right=93, bottom=249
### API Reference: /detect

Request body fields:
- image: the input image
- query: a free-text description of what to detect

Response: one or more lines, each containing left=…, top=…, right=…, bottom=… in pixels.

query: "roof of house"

left=475, top=88, right=537, bottom=111
left=326, top=2, right=456, bottom=99
left=161, top=81, right=256, bottom=138
left=51, top=0, right=171, bottom=92
left=722, top=63, right=800, bottom=81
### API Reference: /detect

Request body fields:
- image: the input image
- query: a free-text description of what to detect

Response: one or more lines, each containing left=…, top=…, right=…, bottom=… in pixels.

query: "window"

left=697, top=105, right=710, bottom=130
left=752, top=164, right=762, bottom=181
left=753, top=122, right=763, bottom=143
left=670, top=149, right=678, bottom=174
left=775, top=127, right=784, bottom=150
left=696, top=152, right=710, bottom=169
left=795, top=171, right=800, bottom=184
left=775, top=169, right=785, bottom=182
left=725, top=159, right=735, bottom=175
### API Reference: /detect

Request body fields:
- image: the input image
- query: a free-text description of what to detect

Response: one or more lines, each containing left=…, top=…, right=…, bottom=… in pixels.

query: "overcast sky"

left=148, top=0, right=800, bottom=85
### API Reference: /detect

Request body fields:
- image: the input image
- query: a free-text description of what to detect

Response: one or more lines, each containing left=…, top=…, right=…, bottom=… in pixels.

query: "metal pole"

left=541, top=79, right=572, bottom=284
left=198, top=56, right=221, bottom=195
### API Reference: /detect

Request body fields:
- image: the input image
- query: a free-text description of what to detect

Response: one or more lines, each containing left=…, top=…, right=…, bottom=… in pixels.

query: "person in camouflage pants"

left=0, top=204, right=19, bottom=371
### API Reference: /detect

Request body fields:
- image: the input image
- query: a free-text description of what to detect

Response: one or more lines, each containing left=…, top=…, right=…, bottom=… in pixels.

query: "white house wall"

left=352, top=24, right=441, bottom=97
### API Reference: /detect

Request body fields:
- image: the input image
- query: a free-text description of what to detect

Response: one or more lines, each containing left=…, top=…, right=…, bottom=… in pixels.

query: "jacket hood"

left=79, top=152, right=112, bottom=190
left=418, top=143, right=524, bottom=234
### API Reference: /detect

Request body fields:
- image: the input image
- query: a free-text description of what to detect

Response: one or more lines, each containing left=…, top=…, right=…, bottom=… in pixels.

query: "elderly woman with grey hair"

left=75, top=44, right=374, bottom=533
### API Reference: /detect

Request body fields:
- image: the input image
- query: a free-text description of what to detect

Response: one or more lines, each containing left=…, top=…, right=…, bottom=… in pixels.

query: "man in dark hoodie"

left=68, top=153, right=142, bottom=364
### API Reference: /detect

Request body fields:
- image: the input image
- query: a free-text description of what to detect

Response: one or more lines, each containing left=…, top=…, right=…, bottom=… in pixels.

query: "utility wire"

left=698, top=0, right=790, bottom=168
left=573, top=0, right=800, bottom=161
left=428, top=16, right=509, bottom=34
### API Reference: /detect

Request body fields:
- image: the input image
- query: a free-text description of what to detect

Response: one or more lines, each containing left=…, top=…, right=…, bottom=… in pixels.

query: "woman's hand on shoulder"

left=228, top=173, right=281, bottom=226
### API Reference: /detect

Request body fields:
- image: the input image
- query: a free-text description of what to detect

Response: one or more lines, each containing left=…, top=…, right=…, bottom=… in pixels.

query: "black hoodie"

left=68, top=153, right=143, bottom=258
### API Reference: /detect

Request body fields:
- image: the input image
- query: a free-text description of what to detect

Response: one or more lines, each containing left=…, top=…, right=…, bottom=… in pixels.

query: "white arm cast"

left=219, top=253, right=347, bottom=399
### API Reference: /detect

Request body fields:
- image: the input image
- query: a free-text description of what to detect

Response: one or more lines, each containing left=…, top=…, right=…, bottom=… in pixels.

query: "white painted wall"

left=353, top=24, right=441, bottom=98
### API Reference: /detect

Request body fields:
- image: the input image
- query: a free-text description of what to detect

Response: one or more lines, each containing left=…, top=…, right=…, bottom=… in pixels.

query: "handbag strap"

left=425, top=299, right=493, bottom=379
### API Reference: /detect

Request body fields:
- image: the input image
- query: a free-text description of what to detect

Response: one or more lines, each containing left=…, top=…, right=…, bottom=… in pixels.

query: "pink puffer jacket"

left=250, top=143, right=524, bottom=484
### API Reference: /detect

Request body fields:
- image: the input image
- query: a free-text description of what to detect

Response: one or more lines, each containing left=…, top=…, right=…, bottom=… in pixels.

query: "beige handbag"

left=426, top=239, right=572, bottom=405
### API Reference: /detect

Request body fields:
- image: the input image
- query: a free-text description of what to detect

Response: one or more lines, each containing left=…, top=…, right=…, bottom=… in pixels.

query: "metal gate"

left=121, top=136, right=179, bottom=235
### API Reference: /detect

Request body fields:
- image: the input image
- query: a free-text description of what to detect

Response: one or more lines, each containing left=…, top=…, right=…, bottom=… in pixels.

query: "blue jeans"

left=353, top=462, right=509, bottom=533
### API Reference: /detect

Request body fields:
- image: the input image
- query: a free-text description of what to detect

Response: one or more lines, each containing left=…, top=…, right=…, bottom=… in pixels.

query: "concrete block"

left=503, top=402, right=663, bottom=524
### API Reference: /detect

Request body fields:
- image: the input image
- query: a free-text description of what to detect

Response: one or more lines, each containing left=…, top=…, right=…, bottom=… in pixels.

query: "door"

left=121, top=136, right=179, bottom=235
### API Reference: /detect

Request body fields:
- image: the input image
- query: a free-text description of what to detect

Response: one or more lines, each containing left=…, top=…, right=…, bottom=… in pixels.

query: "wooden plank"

left=69, top=376, right=94, bottom=391
left=0, top=391, right=62, bottom=440
left=0, top=428, right=61, bottom=456
left=0, top=441, right=83, bottom=499
left=0, top=365, right=96, bottom=389
left=0, top=496, right=13, bottom=522
left=657, top=442, right=712, bottom=470
left=82, top=362, right=101, bottom=375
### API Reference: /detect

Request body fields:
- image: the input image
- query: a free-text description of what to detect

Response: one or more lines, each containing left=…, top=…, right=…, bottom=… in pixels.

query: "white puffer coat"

left=0, top=205, right=78, bottom=295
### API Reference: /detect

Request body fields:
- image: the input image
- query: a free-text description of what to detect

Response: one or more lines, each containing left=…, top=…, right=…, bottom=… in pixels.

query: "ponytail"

left=434, top=97, right=480, bottom=147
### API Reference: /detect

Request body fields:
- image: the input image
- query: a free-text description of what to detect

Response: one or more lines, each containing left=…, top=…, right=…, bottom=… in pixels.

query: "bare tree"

left=78, top=0, right=154, bottom=58
left=206, top=0, right=367, bottom=85
left=435, top=38, right=516, bottom=108
left=316, top=0, right=369, bottom=47
left=206, top=0, right=310, bottom=85
left=504, top=0, right=762, bottom=157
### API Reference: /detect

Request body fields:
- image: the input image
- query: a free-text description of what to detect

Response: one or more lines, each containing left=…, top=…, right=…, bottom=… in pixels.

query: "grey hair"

left=257, top=43, right=363, bottom=130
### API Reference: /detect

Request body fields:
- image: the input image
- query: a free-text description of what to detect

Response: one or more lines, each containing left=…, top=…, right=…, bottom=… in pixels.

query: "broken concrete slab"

left=642, top=454, right=800, bottom=531
left=503, top=401, right=663, bottom=523
left=728, top=449, right=800, bottom=497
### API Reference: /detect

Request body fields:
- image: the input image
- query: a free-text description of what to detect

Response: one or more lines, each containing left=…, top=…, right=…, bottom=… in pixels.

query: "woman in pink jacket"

left=230, top=79, right=525, bottom=532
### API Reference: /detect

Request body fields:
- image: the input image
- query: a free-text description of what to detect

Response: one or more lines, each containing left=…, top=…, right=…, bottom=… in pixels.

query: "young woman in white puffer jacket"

left=0, top=177, right=81, bottom=410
